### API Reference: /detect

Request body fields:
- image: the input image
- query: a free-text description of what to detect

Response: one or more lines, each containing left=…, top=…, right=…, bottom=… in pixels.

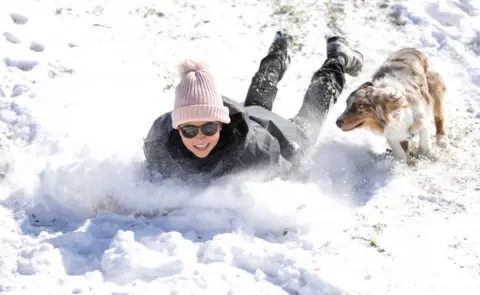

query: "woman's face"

left=178, top=121, right=222, bottom=158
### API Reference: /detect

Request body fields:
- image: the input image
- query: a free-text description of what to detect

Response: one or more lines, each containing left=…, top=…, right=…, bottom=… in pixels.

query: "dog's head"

left=335, top=81, right=407, bottom=133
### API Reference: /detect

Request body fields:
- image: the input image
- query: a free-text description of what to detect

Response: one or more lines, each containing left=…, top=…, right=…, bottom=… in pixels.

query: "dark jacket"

left=143, top=96, right=312, bottom=183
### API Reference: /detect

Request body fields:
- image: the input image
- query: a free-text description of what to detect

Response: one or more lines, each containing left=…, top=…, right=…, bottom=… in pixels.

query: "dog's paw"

left=416, top=148, right=438, bottom=162
left=436, top=135, right=449, bottom=149
left=406, top=157, right=418, bottom=167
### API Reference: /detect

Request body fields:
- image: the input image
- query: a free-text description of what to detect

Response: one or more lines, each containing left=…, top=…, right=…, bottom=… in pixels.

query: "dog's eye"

left=357, top=103, right=364, bottom=109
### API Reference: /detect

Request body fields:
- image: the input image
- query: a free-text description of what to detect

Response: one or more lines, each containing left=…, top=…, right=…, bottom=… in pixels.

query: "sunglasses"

left=179, top=122, right=220, bottom=138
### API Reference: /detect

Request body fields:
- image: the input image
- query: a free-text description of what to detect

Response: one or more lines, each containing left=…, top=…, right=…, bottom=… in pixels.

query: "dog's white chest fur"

left=384, top=107, right=415, bottom=141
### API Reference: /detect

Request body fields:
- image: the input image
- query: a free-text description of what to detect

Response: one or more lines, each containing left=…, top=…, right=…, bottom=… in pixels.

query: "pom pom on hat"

left=178, top=59, right=209, bottom=79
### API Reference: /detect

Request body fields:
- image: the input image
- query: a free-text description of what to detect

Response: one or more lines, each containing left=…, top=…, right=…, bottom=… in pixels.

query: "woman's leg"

left=292, top=36, right=364, bottom=143
left=244, top=31, right=292, bottom=111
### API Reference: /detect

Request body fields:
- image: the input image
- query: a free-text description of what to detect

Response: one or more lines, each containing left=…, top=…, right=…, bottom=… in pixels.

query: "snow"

left=1, top=0, right=480, bottom=294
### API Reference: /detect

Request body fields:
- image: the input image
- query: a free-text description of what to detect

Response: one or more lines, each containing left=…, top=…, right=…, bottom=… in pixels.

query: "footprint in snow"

left=10, top=13, right=29, bottom=25
left=3, top=32, right=20, bottom=44
left=4, top=57, right=38, bottom=72
left=29, top=41, right=44, bottom=52
left=11, top=84, right=29, bottom=98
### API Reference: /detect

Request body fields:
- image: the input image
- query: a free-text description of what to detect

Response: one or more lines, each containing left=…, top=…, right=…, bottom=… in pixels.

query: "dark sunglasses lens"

left=201, top=123, right=219, bottom=136
left=180, top=126, right=198, bottom=138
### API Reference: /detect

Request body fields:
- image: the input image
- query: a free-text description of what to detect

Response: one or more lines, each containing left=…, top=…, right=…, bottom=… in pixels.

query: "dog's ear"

left=375, top=104, right=387, bottom=127
left=360, top=81, right=374, bottom=88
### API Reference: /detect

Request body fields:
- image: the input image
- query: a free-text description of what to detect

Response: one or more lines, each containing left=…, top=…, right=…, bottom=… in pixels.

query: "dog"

left=335, top=47, right=448, bottom=162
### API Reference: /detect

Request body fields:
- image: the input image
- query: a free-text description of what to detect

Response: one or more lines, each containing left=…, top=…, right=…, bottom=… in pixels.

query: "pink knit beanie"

left=171, top=60, right=231, bottom=129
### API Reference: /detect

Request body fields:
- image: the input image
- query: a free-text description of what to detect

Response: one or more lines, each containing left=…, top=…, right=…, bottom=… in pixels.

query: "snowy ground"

left=1, top=0, right=480, bottom=294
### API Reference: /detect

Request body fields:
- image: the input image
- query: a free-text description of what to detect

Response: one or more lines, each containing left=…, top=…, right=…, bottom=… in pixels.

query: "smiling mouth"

left=342, top=121, right=365, bottom=131
left=194, top=143, right=209, bottom=150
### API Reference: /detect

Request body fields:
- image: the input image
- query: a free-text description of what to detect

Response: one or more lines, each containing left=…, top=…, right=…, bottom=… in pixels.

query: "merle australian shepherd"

left=335, top=48, right=448, bottom=162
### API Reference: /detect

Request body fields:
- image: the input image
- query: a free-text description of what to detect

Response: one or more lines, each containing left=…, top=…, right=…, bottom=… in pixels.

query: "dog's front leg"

left=408, top=104, right=426, bottom=137
left=418, top=126, right=433, bottom=156
left=387, top=138, right=407, bottom=162
left=410, top=106, right=433, bottom=156
left=408, top=116, right=424, bottom=137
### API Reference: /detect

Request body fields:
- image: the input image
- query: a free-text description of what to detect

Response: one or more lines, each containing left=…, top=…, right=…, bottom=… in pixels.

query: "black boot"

left=326, top=36, right=364, bottom=77
left=263, top=30, right=293, bottom=80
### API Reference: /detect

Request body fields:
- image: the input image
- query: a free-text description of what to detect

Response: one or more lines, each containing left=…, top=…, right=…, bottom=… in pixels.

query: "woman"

left=143, top=30, right=363, bottom=183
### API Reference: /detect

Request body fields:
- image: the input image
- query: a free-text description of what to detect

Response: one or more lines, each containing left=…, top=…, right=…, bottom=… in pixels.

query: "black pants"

left=244, top=55, right=345, bottom=142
